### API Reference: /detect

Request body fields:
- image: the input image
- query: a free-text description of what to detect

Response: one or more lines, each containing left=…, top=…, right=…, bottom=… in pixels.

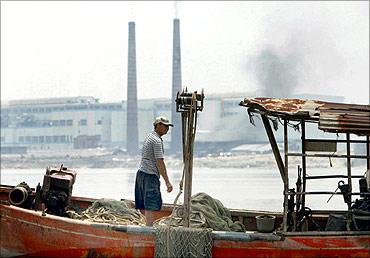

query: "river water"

left=1, top=167, right=364, bottom=212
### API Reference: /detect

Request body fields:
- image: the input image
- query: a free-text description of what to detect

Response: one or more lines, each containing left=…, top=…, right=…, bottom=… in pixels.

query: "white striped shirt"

left=138, top=131, right=164, bottom=177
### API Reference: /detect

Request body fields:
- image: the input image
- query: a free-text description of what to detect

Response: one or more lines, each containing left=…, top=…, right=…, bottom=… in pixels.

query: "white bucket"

left=255, top=215, right=276, bottom=233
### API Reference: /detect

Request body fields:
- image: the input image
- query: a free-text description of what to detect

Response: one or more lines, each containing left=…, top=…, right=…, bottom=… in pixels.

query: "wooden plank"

left=287, top=153, right=369, bottom=159
left=261, top=115, right=286, bottom=184
left=305, top=140, right=337, bottom=152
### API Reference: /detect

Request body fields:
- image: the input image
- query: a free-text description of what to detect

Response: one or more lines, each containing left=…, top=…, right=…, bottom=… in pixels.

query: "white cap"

left=153, top=116, right=174, bottom=127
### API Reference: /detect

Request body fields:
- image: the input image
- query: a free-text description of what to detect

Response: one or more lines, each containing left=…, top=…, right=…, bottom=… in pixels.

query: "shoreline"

left=1, top=152, right=355, bottom=170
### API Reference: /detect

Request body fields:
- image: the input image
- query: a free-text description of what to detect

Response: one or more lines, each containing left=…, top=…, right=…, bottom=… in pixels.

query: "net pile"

left=154, top=192, right=246, bottom=258
left=155, top=226, right=212, bottom=258
left=68, top=198, right=146, bottom=225
left=154, top=192, right=246, bottom=232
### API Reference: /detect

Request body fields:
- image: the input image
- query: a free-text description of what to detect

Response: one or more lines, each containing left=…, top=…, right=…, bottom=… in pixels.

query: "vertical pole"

left=301, top=120, right=306, bottom=209
left=183, top=112, right=190, bottom=227
left=346, top=133, right=354, bottom=231
left=176, top=90, right=204, bottom=228
left=346, top=133, right=352, bottom=209
left=283, top=119, right=289, bottom=232
left=183, top=96, right=195, bottom=227
left=366, top=136, right=370, bottom=170
left=181, top=113, right=187, bottom=163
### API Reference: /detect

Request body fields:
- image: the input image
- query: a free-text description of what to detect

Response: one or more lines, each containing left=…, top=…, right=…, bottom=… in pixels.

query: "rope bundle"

left=68, top=198, right=146, bottom=226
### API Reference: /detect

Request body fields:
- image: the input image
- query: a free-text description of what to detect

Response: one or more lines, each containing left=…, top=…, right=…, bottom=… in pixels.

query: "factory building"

left=0, top=93, right=343, bottom=155
left=0, top=93, right=255, bottom=154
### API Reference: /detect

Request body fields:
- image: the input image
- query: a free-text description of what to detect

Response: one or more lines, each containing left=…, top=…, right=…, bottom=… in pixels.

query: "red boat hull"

left=1, top=203, right=369, bottom=258
left=213, top=236, right=370, bottom=258
left=1, top=204, right=155, bottom=257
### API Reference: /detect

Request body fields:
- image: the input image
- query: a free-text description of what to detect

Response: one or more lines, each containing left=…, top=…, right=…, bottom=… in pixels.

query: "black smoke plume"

left=254, top=49, right=299, bottom=98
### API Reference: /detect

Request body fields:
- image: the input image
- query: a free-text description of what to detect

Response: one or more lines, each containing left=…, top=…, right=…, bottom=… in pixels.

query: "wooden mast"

left=176, top=89, right=204, bottom=227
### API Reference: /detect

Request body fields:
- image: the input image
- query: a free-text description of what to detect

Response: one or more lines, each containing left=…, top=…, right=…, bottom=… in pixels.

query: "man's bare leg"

left=145, top=210, right=155, bottom=226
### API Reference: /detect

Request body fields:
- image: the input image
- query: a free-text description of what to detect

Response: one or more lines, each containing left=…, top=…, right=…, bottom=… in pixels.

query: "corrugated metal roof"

left=240, top=97, right=370, bottom=136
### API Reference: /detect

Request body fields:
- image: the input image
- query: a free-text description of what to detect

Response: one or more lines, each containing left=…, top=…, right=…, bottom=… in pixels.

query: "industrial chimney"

left=171, top=18, right=182, bottom=153
left=126, top=21, right=139, bottom=155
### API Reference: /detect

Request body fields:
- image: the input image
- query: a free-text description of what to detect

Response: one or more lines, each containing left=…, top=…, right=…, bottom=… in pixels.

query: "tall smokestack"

left=126, top=21, right=139, bottom=155
left=171, top=18, right=182, bottom=153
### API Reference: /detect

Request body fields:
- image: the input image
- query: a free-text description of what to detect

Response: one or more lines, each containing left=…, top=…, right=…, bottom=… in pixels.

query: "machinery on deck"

left=175, top=88, right=204, bottom=227
left=8, top=182, right=33, bottom=209
left=9, top=164, right=77, bottom=216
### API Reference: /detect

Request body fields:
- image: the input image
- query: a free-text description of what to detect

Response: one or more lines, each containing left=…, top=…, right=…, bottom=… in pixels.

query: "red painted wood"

left=212, top=236, right=370, bottom=258
left=1, top=205, right=155, bottom=257
left=1, top=185, right=369, bottom=258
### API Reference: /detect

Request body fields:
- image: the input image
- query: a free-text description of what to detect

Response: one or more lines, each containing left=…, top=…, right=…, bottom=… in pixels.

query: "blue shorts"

left=134, top=170, right=162, bottom=210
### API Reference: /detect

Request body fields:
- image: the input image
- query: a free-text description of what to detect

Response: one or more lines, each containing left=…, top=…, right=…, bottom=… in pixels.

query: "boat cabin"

left=239, top=97, right=370, bottom=233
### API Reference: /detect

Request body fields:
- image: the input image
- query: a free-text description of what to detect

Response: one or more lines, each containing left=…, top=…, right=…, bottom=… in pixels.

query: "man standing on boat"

left=135, top=116, right=174, bottom=226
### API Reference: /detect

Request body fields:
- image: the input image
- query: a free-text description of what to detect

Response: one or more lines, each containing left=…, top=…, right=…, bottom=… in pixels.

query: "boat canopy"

left=239, top=97, right=370, bottom=232
left=239, top=97, right=370, bottom=136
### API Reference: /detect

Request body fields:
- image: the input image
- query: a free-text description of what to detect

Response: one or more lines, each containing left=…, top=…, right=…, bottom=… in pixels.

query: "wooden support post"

left=176, top=89, right=204, bottom=228
left=346, top=133, right=352, bottom=209
left=366, top=136, right=370, bottom=170
left=283, top=119, right=289, bottom=232
left=346, top=133, right=356, bottom=231
left=261, top=115, right=286, bottom=185
left=301, top=120, right=306, bottom=210
left=183, top=95, right=196, bottom=228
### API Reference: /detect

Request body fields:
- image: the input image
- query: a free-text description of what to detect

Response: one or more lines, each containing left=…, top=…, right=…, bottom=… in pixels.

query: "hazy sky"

left=1, top=1, right=369, bottom=104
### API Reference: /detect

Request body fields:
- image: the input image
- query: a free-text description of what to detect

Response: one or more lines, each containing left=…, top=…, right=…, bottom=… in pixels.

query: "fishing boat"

left=1, top=95, right=370, bottom=257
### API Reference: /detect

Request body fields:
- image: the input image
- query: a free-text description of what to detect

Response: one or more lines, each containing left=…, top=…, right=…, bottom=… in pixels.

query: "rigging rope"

left=67, top=198, right=146, bottom=226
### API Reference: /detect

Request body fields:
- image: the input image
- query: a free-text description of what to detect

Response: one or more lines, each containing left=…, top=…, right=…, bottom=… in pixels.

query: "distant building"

left=0, top=93, right=345, bottom=154
left=1, top=96, right=122, bottom=152
left=0, top=145, right=27, bottom=154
